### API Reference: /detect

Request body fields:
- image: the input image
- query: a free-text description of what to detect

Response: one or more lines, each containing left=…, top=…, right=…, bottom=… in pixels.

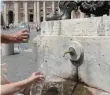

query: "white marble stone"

left=33, top=36, right=110, bottom=93
left=3, top=2, right=7, bottom=24
left=37, top=1, right=40, bottom=25
left=52, top=1, right=55, bottom=14
left=33, top=36, right=76, bottom=78
left=34, top=2, right=37, bottom=23
left=14, top=2, right=19, bottom=24
left=33, top=16, right=110, bottom=94
left=41, top=16, right=110, bottom=36
left=24, top=2, right=28, bottom=22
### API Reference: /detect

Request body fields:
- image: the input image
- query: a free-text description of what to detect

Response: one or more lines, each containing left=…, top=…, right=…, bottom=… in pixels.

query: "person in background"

left=0, top=29, right=44, bottom=95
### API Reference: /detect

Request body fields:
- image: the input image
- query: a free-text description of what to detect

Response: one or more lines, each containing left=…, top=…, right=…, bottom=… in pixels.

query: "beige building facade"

left=2, top=1, right=59, bottom=25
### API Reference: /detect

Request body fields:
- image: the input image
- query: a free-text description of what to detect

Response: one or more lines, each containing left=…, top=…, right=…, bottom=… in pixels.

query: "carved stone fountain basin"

left=33, top=16, right=110, bottom=95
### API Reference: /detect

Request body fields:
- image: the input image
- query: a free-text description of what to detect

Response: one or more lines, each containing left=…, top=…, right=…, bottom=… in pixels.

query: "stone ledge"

left=41, top=16, right=110, bottom=36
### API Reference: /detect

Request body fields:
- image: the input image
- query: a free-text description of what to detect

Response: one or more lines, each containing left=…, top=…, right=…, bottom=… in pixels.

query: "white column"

left=24, top=1, right=28, bottom=22
left=14, top=1, right=19, bottom=24
left=37, top=1, right=40, bottom=24
left=3, top=3, right=7, bottom=24
left=43, top=1, right=46, bottom=21
left=52, top=1, right=55, bottom=14
left=34, top=1, right=37, bottom=22
left=71, top=11, right=74, bottom=19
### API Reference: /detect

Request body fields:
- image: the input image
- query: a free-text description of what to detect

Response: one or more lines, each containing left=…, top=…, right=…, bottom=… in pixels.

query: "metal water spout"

left=63, top=41, right=84, bottom=66
left=63, top=47, right=76, bottom=57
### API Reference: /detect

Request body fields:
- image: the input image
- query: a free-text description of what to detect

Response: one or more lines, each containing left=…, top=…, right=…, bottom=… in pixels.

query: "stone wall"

left=33, top=16, right=110, bottom=95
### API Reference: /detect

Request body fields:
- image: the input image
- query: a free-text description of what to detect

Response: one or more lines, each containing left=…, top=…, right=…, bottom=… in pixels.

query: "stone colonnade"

left=3, top=1, right=56, bottom=25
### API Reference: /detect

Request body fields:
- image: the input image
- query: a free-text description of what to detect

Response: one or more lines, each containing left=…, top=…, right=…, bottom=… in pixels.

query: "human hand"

left=12, top=29, right=29, bottom=43
left=28, top=72, right=45, bottom=84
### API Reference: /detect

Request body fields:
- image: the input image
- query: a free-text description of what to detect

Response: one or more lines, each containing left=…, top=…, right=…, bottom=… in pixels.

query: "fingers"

left=28, top=72, right=46, bottom=85
left=37, top=75, right=44, bottom=79
left=20, top=29, right=29, bottom=33
left=33, top=72, right=45, bottom=80
left=18, top=35, right=29, bottom=40
left=16, top=30, right=29, bottom=42
left=20, top=31, right=29, bottom=36
left=34, top=72, right=44, bottom=75
left=21, top=32, right=29, bottom=39
left=19, top=36, right=28, bottom=42
left=18, top=29, right=29, bottom=37
left=22, top=35, right=29, bottom=39
left=34, top=75, right=45, bottom=83
left=37, top=74, right=45, bottom=82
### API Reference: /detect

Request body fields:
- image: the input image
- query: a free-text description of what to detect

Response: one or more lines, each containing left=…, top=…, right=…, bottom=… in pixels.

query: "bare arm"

left=1, top=79, right=31, bottom=95
left=1, top=29, right=29, bottom=43
left=0, top=72, right=44, bottom=95
left=1, top=34, right=16, bottom=43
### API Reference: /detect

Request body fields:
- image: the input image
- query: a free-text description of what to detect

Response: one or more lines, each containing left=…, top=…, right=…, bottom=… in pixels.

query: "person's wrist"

left=11, top=34, right=22, bottom=43
left=12, top=34, right=18, bottom=39
left=17, top=78, right=33, bottom=90
left=26, top=77, right=35, bottom=84
left=21, top=78, right=34, bottom=87
left=8, top=34, right=17, bottom=42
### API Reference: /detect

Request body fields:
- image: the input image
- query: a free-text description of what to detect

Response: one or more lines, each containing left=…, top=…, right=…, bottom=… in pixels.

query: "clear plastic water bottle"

left=30, top=62, right=48, bottom=95
left=17, top=22, right=30, bottom=51
left=18, top=22, right=30, bottom=43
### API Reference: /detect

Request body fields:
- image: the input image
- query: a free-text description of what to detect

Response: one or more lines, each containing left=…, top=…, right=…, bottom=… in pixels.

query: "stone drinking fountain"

left=32, top=1, right=110, bottom=95
left=1, top=1, right=110, bottom=95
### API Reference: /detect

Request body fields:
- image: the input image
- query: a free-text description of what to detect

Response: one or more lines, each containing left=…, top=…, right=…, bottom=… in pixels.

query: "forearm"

left=1, top=34, right=17, bottom=43
left=1, top=78, right=32, bottom=95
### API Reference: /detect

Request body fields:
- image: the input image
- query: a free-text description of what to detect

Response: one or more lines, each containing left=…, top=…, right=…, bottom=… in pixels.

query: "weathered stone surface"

left=41, top=76, right=76, bottom=95
left=73, top=84, right=110, bottom=95
left=33, top=36, right=77, bottom=79
left=72, top=84, right=93, bottom=95
left=33, top=16, right=110, bottom=95
left=41, top=16, right=110, bottom=36
left=33, top=36, right=110, bottom=94
left=77, top=37, right=110, bottom=92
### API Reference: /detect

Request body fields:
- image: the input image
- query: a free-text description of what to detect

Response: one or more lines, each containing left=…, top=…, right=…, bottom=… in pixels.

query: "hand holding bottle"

left=17, top=23, right=30, bottom=43
left=12, top=29, right=29, bottom=43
